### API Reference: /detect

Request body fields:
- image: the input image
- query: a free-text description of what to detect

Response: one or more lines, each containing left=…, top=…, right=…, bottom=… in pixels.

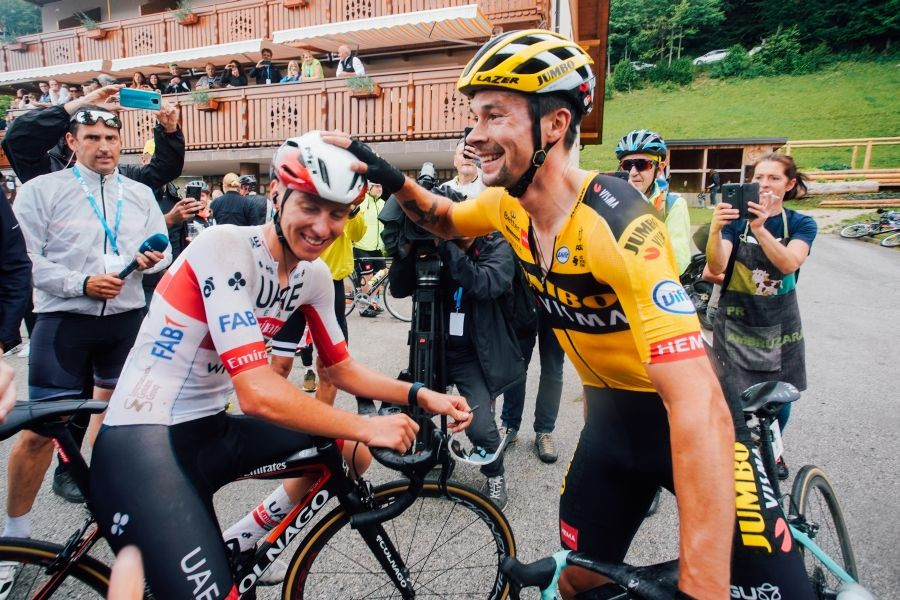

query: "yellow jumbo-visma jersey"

left=452, top=172, right=704, bottom=392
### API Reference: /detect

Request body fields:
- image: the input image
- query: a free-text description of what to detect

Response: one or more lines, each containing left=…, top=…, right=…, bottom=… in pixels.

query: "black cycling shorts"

left=560, top=386, right=814, bottom=598
left=28, top=310, right=144, bottom=401
left=353, top=248, right=386, bottom=278
left=90, top=412, right=315, bottom=599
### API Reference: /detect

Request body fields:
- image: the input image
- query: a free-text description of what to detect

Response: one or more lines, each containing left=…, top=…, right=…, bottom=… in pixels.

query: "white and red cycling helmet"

left=271, top=130, right=367, bottom=205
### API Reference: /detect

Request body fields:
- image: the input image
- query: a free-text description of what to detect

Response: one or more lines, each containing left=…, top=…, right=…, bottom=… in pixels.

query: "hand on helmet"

left=321, top=131, right=407, bottom=197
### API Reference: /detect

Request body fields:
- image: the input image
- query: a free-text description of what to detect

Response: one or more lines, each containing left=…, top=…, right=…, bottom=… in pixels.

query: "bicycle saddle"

left=741, top=381, right=800, bottom=415
left=0, top=399, right=107, bottom=441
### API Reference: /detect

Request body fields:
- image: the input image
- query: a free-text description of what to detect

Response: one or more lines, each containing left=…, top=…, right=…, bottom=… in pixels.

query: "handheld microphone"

left=117, top=233, right=169, bottom=279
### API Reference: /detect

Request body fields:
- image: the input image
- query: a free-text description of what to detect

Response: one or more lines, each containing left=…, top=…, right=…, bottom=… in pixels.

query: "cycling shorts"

left=559, top=386, right=814, bottom=599
left=90, top=412, right=316, bottom=599
left=28, top=310, right=143, bottom=401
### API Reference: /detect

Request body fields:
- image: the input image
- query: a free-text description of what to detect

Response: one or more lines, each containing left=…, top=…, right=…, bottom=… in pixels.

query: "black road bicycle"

left=344, top=258, right=412, bottom=322
left=0, top=399, right=515, bottom=599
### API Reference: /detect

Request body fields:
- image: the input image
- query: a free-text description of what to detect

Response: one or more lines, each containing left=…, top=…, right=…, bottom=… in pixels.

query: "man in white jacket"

left=2, top=106, right=170, bottom=545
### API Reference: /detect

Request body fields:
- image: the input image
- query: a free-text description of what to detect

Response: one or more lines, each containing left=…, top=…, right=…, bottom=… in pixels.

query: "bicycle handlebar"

left=350, top=396, right=446, bottom=529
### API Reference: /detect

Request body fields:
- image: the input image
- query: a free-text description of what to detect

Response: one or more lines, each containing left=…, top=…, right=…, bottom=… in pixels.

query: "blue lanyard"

left=73, top=165, right=124, bottom=255
left=453, top=287, right=463, bottom=312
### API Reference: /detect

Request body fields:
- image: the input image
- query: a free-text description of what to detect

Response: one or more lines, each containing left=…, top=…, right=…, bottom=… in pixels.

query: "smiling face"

left=465, top=90, right=536, bottom=188
left=66, top=121, right=121, bottom=176
left=275, top=183, right=352, bottom=262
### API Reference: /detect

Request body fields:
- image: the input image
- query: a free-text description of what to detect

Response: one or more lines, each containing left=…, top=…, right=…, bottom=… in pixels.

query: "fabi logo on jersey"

left=651, top=280, right=695, bottom=314
left=151, top=316, right=186, bottom=360
left=218, top=311, right=258, bottom=332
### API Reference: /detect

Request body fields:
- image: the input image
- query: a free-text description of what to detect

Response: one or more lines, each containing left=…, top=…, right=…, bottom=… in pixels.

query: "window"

left=59, top=8, right=101, bottom=31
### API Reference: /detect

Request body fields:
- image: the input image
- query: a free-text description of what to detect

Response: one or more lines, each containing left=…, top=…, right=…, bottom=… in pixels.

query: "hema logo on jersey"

left=651, top=280, right=695, bottom=315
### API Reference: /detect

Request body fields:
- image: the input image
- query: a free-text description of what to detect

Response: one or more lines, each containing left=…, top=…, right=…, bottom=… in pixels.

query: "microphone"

left=117, top=233, right=169, bottom=279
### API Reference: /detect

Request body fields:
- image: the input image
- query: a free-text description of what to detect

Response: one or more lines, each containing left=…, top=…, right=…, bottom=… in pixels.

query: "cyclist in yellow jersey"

left=325, top=29, right=817, bottom=600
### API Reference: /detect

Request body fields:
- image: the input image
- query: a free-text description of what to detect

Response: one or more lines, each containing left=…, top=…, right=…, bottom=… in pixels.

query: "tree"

left=0, top=0, right=41, bottom=40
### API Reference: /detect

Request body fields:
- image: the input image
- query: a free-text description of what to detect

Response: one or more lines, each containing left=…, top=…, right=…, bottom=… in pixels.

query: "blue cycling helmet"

left=615, top=129, right=668, bottom=160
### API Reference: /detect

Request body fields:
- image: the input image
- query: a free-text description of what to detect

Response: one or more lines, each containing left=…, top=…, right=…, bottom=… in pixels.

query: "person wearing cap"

left=210, top=172, right=266, bottom=226
left=162, top=63, right=190, bottom=94
left=85, top=130, right=470, bottom=598
left=325, top=28, right=816, bottom=600
left=2, top=104, right=171, bottom=549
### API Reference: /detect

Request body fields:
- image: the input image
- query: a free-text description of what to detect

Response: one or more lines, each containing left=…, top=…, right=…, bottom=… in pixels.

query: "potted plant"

left=345, top=75, right=381, bottom=99
left=7, top=41, right=27, bottom=52
left=191, top=89, right=218, bottom=111
left=79, top=13, right=107, bottom=40
left=174, top=0, right=200, bottom=26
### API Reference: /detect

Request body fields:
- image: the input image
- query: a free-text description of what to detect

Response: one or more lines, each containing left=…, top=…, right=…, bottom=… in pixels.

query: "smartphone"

left=185, top=186, right=202, bottom=201
left=721, top=182, right=759, bottom=220
left=119, top=88, right=162, bottom=111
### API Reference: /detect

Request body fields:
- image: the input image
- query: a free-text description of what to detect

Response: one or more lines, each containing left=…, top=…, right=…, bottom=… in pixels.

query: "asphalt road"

left=0, top=231, right=896, bottom=598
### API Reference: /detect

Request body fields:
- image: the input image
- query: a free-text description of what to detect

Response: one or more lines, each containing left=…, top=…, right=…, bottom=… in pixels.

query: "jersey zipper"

left=100, top=174, right=108, bottom=317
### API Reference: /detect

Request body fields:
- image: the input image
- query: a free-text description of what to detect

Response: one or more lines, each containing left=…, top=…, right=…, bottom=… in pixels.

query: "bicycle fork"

left=356, top=523, right=415, bottom=598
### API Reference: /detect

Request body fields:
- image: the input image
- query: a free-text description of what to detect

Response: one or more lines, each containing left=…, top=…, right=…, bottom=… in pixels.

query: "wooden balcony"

left=95, top=66, right=469, bottom=154
left=1, top=0, right=546, bottom=74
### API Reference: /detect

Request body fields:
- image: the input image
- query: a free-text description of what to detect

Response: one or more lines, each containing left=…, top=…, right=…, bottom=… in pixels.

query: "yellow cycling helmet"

left=457, top=29, right=595, bottom=116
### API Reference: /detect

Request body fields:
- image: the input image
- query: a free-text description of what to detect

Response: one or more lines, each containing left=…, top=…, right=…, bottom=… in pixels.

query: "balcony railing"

left=5, top=67, right=472, bottom=156
left=1, top=0, right=545, bottom=73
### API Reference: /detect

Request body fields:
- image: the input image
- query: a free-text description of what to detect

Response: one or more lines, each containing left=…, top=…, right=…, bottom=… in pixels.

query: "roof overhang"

left=110, top=38, right=297, bottom=75
left=272, top=4, right=493, bottom=52
left=0, top=59, right=111, bottom=86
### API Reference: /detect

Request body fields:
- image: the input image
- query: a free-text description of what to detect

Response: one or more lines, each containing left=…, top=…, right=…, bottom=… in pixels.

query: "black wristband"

left=408, top=382, right=424, bottom=409
left=82, top=276, right=90, bottom=296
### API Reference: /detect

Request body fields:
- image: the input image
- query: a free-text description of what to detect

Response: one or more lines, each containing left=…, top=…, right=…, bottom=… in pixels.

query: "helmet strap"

left=505, top=96, right=558, bottom=198
left=273, top=188, right=291, bottom=245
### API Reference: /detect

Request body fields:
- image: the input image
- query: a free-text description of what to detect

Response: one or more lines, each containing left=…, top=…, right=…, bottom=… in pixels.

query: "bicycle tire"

left=344, top=275, right=359, bottom=317
left=383, top=282, right=412, bottom=323
left=839, top=223, right=872, bottom=239
left=282, top=480, right=516, bottom=599
left=790, top=465, right=858, bottom=597
left=0, top=538, right=111, bottom=599
left=880, top=232, right=900, bottom=247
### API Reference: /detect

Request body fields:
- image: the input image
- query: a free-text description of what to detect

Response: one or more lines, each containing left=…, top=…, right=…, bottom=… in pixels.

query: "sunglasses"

left=70, top=110, right=121, bottom=129
left=619, top=158, right=658, bottom=172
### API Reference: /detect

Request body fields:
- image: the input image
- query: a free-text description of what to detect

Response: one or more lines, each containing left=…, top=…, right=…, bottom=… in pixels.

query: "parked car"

left=692, top=49, right=728, bottom=65
left=631, top=61, right=655, bottom=71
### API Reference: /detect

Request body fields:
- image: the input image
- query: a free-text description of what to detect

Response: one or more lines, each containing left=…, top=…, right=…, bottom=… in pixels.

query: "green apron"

left=713, top=212, right=806, bottom=403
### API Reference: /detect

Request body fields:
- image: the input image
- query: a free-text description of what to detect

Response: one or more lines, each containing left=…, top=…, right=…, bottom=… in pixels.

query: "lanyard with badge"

left=449, top=287, right=465, bottom=336
left=73, top=165, right=126, bottom=274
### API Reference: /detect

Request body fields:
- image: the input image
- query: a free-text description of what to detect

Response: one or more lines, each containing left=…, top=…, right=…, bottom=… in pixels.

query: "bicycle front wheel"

left=383, top=282, right=412, bottom=322
left=880, top=231, right=900, bottom=247
left=839, top=223, right=872, bottom=238
left=283, top=480, right=515, bottom=599
left=344, top=275, right=360, bottom=317
left=790, top=466, right=858, bottom=597
left=0, top=538, right=111, bottom=598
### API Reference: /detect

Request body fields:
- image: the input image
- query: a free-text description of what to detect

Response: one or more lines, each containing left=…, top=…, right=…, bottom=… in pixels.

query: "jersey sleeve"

left=155, top=226, right=268, bottom=377
left=787, top=211, right=817, bottom=252
left=299, top=260, right=349, bottom=367
left=450, top=187, right=504, bottom=238
left=592, top=213, right=704, bottom=365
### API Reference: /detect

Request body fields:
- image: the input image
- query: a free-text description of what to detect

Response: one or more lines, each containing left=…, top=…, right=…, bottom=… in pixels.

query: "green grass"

left=582, top=60, right=900, bottom=172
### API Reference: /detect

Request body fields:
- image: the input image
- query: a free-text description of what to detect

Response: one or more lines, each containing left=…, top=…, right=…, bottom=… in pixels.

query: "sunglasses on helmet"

left=619, top=158, right=658, bottom=172
left=70, top=110, right=122, bottom=130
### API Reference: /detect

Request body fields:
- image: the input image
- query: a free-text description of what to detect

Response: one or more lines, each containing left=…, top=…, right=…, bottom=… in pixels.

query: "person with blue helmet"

left=615, top=130, right=692, bottom=275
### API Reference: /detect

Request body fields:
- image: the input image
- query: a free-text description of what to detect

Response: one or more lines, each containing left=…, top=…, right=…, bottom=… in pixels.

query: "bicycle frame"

left=232, top=437, right=419, bottom=598
left=788, top=526, right=856, bottom=584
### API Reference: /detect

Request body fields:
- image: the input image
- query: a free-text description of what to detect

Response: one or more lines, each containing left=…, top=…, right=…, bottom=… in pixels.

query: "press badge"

left=104, top=254, right=127, bottom=275
left=449, top=313, right=465, bottom=336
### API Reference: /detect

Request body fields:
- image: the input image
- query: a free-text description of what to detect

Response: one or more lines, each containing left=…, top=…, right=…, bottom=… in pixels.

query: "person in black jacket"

left=0, top=199, right=31, bottom=355
left=211, top=172, right=266, bottom=225
left=390, top=228, right=525, bottom=510
left=248, top=48, right=283, bottom=85
left=1, top=84, right=184, bottom=188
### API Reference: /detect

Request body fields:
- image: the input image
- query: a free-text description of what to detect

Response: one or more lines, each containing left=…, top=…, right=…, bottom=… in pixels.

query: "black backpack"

left=501, top=261, right=538, bottom=340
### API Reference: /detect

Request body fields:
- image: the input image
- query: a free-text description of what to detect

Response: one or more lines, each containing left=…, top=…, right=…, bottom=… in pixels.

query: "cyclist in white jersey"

left=90, top=132, right=472, bottom=599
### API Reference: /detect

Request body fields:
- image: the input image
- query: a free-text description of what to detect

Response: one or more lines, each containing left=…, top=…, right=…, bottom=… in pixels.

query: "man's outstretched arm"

left=320, top=131, right=461, bottom=239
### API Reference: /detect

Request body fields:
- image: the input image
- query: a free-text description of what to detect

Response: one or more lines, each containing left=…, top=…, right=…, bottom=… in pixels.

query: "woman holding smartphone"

left=705, top=154, right=816, bottom=478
